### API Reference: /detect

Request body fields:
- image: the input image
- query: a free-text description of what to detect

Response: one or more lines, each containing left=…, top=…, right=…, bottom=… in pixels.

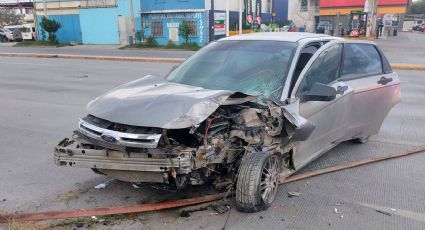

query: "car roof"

left=219, top=32, right=337, bottom=43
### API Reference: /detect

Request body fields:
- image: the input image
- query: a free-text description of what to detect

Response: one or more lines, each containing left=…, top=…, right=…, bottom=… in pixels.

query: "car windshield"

left=167, top=40, right=296, bottom=101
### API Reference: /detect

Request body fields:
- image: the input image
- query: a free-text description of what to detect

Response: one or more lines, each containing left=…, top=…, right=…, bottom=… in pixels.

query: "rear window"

left=341, top=43, right=383, bottom=79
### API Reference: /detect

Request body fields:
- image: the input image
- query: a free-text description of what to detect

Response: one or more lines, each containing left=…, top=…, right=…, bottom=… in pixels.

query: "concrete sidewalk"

left=0, top=43, right=194, bottom=59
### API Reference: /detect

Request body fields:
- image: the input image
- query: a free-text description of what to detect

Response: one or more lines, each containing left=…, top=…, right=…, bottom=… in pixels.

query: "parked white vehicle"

left=4, top=24, right=36, bottom=40
left=0, top=28, right=14, bottom=42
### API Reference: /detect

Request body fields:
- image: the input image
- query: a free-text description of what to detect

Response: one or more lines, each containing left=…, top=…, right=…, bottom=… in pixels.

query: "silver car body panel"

left=87, top=75, right=235, bottom=129
left=341, top=71, right=401, bottom=140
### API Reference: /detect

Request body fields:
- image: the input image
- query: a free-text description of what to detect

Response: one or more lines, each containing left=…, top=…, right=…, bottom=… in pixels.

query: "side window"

left=297, top=44, right=343, bottom=95
left=341, top=44, right=383, bottom=79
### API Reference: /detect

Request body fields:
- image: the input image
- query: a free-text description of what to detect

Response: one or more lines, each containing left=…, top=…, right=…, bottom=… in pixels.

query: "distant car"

left=0, top=28, right=14, bottom=42
left=55, top=33, right=401, bottom=213
left=4, top=24, right=35, bottom=41
left=316, top=21, right=331, bottom=33
left=412, top=23, right=425, bottom=31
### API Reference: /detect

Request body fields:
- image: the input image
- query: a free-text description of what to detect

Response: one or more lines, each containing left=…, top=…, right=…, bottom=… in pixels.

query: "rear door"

left=291, top=40, right=354, bottom=169
left=339, top=42, right=401, bottom=140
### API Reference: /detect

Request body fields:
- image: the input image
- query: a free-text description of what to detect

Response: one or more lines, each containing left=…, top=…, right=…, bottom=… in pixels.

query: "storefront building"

left=319, top=0, right=411, bottom=36
left=141, top=0, right=287, bottom=46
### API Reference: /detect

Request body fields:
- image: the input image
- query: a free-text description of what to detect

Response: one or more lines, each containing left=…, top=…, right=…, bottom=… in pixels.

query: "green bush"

left=145, top=36, right=158, bottom=47
left=40, top=16, right=61, bottom=43
left=179, top=21, right=194, bottom=44
left=166, top=40, right=177, bottom=48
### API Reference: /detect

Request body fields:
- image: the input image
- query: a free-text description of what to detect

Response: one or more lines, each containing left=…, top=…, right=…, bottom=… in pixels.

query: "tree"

left=0, top=8, right=21, bottom=27
left=408, top=0, right=425, bottom=14
left=40, top=16, right=61, bottom=43
left=179, top=21, right=194, bottom=44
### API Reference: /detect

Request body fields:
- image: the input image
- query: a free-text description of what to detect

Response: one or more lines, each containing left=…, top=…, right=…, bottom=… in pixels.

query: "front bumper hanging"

left=54, top=136, right=193, bottom=174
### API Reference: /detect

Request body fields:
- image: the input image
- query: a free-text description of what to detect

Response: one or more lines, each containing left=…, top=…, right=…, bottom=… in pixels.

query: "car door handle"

left=377, top=76, right=393, bottom=85
left=336, top=85, right=348, bottom=95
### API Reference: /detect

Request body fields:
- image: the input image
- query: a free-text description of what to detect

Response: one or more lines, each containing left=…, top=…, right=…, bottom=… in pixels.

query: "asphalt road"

left=0, top=54, right=424, bottom=229
left=0, top=32, right=424, bottom=65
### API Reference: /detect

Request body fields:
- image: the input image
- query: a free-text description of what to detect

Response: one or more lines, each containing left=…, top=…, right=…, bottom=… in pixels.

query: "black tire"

left=236, top=152, right=280, bottom=213
left=352, top=136, right=369, bottom=144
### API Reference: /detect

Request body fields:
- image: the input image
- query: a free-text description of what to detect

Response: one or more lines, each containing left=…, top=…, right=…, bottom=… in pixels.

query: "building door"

left=118, top=16, right=132, bottom=45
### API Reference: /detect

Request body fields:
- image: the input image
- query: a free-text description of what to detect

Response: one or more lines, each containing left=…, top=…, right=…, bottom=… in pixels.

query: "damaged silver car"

left=54, top=33, right=400, bottom=212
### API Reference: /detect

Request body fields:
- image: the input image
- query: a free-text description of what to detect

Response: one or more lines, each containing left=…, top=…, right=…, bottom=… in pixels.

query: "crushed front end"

left=54, top=99, right=292, bottom=190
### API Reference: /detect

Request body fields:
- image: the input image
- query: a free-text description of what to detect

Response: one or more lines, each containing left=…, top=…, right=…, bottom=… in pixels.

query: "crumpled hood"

left=87, top=75, right=235, bottom=129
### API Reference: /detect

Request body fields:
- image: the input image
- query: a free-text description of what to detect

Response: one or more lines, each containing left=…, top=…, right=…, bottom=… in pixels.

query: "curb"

left=0, top=52, right=185, bottom=63
left=1, top=52, right=425, bottom=70
left=390, top=63, right=425, bottom=71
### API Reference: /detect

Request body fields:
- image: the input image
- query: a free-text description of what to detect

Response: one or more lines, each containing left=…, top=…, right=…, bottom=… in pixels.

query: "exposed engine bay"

left=55, top=93, right=301, bottom=190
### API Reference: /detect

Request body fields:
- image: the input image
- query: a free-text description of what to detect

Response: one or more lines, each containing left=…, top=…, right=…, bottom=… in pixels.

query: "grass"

left=56, top=188, right=89, bottom=206
left=13, top=40, right=69, bottom=47
left=122, top=42, right=201, bottom=51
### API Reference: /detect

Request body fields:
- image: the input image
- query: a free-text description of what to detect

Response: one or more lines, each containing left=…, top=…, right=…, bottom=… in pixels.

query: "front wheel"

left=236, top=152, right=280, bottom=213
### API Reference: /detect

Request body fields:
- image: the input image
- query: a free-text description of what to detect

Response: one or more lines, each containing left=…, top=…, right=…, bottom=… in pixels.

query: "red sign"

left=321, top=0, right=410, bottom=8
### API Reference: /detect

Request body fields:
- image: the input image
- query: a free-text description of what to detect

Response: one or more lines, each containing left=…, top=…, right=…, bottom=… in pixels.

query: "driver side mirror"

left=299, top=82, right=337, bottom=102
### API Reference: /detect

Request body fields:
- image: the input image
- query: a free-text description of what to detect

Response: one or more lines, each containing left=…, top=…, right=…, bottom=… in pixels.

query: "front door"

left=118, top=16, right=131, bottom=45
left=290, top=41, right=353, bottom=169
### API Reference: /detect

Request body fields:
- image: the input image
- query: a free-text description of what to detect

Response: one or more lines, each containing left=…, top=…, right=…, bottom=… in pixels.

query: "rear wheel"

left=236, top=152, right=280, bottom=213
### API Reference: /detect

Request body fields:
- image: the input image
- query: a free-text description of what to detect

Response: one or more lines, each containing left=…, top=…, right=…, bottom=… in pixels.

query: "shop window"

left=300, top=0, right=308, bottom=12
left=152, top=22, right=163, bottom=37
left=186, top=21, right=198, bottom=36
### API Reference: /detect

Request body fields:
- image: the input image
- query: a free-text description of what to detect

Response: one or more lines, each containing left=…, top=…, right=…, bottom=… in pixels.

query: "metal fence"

left=80, top=0, right=117, bottom=8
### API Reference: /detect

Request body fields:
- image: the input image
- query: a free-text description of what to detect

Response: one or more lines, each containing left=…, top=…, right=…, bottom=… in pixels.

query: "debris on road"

left=94, top=179, right=114, bottom=189
left=390, top=208, right=397, bottom=212
left=179, top=205, right=209, bottom=218
left=288, top=191, right=302, bottom=197
left=376, top=209, right=392, bottom=216
left=334, top=208, right=340, bottom=214
left=210, top=203, right=230, bottom=214
left=132, top=184, right=140, bottom=189
left=328, top=202, right=344, bottom=206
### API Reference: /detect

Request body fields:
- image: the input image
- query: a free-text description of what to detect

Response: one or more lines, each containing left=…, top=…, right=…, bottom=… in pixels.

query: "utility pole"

left=365, top=0, right=378, bottom=37
left=130, top=0, right=135, bottom=44
left=239, top=0, right=243, bottom=34
left=226, top=0, right=230, bottom=36
left=370, top=0, right=379, bottom=37
left=43, top=0, right=47, bottom=17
